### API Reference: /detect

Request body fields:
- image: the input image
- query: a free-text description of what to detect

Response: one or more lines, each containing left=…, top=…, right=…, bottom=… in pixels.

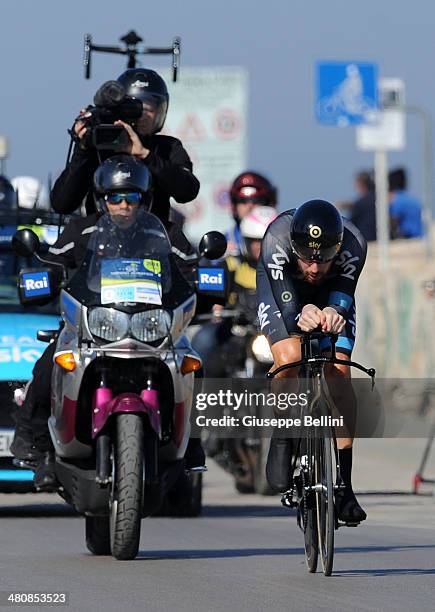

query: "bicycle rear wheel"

left=315, top=434, right=335, bottom=576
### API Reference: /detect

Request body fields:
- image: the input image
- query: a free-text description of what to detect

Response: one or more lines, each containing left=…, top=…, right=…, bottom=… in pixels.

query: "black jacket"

left=51, top=135, right=200, bottom=223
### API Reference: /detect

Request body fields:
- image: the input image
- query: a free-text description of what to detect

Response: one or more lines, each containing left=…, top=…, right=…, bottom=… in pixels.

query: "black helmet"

left=0, top=175, right=17, bottom=210
left=117, top=68, right=169, bottom=133
left=290, top=200, right=343, bottom=262
left=93, top=155, right=152, bottom=213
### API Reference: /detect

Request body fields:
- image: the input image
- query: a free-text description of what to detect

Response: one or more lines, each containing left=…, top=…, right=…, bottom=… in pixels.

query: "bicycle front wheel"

left=301, top=436, right=318, bottom=573
left=315, top=435, right=335, bottom=576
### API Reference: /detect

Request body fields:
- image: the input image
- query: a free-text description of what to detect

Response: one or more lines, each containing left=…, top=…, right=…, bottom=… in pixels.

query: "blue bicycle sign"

left=316, top=61, right=379, bottom=126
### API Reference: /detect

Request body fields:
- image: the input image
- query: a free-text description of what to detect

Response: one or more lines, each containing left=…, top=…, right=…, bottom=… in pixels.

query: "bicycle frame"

left=267, top=331, right=376, bottom=576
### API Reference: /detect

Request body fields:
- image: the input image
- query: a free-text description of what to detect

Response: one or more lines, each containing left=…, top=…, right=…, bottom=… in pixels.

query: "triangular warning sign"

left=177, top=114, right=206, bottom=141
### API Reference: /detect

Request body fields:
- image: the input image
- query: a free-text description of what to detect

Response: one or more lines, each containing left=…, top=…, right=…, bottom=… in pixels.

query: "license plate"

left=0, top=430, right=14, bottom=457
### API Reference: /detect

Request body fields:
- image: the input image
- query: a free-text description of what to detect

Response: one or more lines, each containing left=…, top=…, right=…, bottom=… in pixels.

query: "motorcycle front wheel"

left=110, top=414, right=144, bottom=560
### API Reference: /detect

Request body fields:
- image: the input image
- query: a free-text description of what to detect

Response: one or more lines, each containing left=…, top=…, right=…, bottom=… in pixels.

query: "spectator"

left=349, top=171, right=377, bottom=242
left=388, top=168, right=423, bottom=239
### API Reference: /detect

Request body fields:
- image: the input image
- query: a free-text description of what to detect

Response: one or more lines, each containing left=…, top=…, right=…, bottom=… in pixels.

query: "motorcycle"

left=12, top=211, right=226, bottom=560
left=197, top=286, right=275, bottom=495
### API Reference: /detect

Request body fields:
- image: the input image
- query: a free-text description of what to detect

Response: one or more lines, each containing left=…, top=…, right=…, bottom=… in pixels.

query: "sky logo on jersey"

left=22, top=271, right=51, bottom=297
left=267, top=245, right=289, bottom=281
left=198, top=268, right=224, bottom=291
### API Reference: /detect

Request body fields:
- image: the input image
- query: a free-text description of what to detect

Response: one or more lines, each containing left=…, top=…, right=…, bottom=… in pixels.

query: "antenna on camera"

left=83, top=31, right=181, bottom=82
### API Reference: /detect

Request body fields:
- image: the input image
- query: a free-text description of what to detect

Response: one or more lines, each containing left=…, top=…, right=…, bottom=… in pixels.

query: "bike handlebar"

left=266, top=331, right=376, bottom=383
left=267, top=358, right=375, bottom=380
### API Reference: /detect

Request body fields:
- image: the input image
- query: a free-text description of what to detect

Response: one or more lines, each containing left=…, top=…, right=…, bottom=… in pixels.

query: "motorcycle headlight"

left=88, top=308, right=130, bottom=342
left=251, top=334, right=273, bottom=363
left=131, top=309, right=172, bottom=343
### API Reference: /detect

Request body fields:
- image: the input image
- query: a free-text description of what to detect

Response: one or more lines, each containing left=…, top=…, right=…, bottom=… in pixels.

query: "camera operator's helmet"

left=117, top=68, right=169, bottom=133
left=290, top=200, right=343, bottom=263
left=230, top=171, right=277, bottom=210
left=240, top=206, right=277, bottom=262
left=93, top=155, right=152, bottom=214
left=0, top=175, right=17, bottom=210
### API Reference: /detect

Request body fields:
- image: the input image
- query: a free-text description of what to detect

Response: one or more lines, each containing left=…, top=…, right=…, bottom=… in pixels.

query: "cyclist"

left=257, top=199, right=367, bottom=524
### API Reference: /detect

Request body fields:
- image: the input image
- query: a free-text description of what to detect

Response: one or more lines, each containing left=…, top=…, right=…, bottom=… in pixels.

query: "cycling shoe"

left=336, top=488, right=367, bottom=524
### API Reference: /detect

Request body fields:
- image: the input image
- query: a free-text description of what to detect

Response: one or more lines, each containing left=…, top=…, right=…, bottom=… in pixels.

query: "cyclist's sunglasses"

left=104, top=192, right=142, bottom=205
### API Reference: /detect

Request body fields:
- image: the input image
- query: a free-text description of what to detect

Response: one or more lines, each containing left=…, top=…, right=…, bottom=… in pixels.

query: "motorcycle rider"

left=257, top=200, right=367, bottom=524
left=51, top=67, right=199, bottom=269
left=192, top=206, right=276, bottom=377
left=192, top=172, right=277, bottom=366
left=11, top=155, right=203, bottom=489
left=226, top=171, right=277, bottom=256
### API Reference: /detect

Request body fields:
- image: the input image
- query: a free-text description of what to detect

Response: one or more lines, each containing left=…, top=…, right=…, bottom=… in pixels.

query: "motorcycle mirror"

left=12, top=229, right=41, bottom=257
left=198, top=231, right=227, bottom=260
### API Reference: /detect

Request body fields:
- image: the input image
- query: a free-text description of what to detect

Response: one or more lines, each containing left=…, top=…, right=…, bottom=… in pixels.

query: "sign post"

left=356, top=78, right=407, bottom=269
left=374, top=150, right=390, bottom=269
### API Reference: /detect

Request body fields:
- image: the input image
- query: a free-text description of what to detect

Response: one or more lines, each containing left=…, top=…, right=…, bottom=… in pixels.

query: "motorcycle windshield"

left=67, top=210, right=194, bottom=309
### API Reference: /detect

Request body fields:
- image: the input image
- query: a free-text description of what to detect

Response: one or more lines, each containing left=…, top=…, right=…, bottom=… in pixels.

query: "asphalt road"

left=0, top=440, right=433, bottom=612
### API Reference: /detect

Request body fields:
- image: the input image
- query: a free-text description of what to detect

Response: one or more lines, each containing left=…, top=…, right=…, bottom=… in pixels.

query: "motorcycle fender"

left=92, top=391, right=161, bottom=439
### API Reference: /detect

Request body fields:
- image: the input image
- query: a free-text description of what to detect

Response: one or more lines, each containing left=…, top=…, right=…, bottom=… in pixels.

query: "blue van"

left=0, top=210, right=61, bottom=491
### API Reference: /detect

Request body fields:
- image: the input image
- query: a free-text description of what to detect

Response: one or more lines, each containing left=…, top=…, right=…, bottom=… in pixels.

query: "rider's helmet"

left=240, top=206, right=277, bottom=262
left=93, top=155, right=152, bottom=215
left=117, top=68, right=169, bottom=134
left=290, top=200, right=343, bottom=262
left=0, top=175, right=17, bottom=210
left=229, top=171, right=277, bottom=223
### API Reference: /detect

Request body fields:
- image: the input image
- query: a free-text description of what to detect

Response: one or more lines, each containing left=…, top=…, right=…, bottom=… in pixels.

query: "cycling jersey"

left=256, top=209, right=367, bottom=355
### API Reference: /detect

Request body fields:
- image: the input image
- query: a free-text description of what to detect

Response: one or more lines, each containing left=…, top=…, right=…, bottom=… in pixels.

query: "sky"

left=1, top=0, right=434, bottom=211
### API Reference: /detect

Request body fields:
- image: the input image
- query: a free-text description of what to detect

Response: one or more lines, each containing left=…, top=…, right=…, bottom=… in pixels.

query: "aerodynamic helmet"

left=290, top=200, right=343, bottom=262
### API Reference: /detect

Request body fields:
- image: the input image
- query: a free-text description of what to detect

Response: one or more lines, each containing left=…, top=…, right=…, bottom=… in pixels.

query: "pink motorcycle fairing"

left=92, top=388, right=161, bottom=439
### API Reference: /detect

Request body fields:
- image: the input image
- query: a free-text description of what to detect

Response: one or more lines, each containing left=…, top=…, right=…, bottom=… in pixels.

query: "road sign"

left=356, top=78, right=406, bottom=151
left=316, top=61, right=378, bottom=126
left=161, top=67, right=247, bottom=242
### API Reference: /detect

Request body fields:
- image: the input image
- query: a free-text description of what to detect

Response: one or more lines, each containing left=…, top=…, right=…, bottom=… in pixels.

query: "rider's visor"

left=105, top=192, right=142, bottom=205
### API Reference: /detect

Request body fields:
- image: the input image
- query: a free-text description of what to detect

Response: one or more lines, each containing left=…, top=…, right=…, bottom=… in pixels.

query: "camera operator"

left=51, top=68, right=199, bottom=277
